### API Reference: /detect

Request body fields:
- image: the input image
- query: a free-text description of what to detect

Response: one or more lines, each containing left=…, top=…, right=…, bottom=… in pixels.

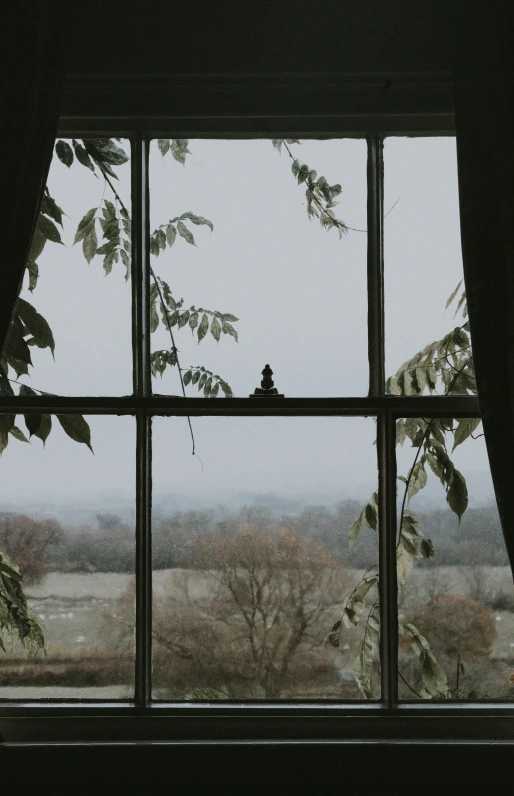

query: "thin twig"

left=151, top=270, right=197, bottom=457
left=399, top=669, right=423, bottom=699
left=99, top=164, right=198, bottom=457
left=280, top=140, right=400, bottom=234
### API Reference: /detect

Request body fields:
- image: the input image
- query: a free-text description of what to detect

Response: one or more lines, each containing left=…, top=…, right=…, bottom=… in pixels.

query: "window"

left=1, top=75, right=514, bottom=742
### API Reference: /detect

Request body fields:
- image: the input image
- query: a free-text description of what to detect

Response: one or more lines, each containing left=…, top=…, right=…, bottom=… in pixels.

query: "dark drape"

left=0, top=1, right=68, bottom=359
left=454, top=2, right=514, bottom=570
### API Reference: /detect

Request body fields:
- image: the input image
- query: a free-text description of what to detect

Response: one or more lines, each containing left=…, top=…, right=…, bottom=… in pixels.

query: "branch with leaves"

left=272, top=138, right=348, bottom=237
left=330, top=284, right=484, bottom=699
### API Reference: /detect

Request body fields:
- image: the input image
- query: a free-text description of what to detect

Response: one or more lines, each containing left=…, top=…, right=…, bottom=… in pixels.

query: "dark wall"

left=2, top=742, right=512, bottom=795
left=65, top=0, right=458, bottom=76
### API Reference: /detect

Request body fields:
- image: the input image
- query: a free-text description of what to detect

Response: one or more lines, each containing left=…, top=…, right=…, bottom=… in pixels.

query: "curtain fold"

left=454, top=2, right=514, bottom=569
left=0, top=1, right=68, bottom=360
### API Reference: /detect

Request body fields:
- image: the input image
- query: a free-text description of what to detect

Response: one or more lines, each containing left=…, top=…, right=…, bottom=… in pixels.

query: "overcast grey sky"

left=0, top=137, right=497, bottom=514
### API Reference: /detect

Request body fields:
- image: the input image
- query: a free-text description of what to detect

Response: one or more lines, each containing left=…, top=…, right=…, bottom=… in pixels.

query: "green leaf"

left=10, top=425, right=29, bottom=443
left=426, top=453, right=443, bottom=482
left=446, top=469, right=468, bottom=521
left=16, top=299, right=55, bottom=355
left=396, top=419, right=406, bottom=446
left=24, top=414, right=42, bottom=438
left=0, top=414, right=15, bottom=454
left=189, top=312, right=199, bottom=333
left=177, top=221, right=195, bottom=246
left=452, top=417, right=481, bottom=451
left=348, top=509, right=364, bottom=548
left=74, top=208, right=97, bottom=244
left=397, top=544, right=413, bottom=584
left=120, top=248, right=130, bottom=279
left=222, top=314, right=239, bottom=322
left=387, top=375, right=401, bottom=395
left=445, top=279, right=463, bottom=309
left=407, top=462, right=427, bottom=501
left=351, top=576, right=377, bottom=606
left=168, top=311, right=179, bottom=328
left=158, top=139, right=170, bottom=156
left=203, top=376, right=212, bottom=397
left=86, top=139, right=128, bottom=167
left=421, top=651, right=448, bottom=696
left=192, top=371, right=200, bottom=385
left=57, top=415, right=93, bottom=452
left=364, top=501, right=377, bottom=531
left=197, top=313, right=209, bottom=343
left=4, top=322, right=32, bottom=368
left=73, top=140, right=95, bottom=172
left=18, top=384, right=36, bottom=396
left=38, top=215, right=63, bottom=244
left=210, top=382, right=219, bottom=398
left=41, top=194, right=64, bottom=227
left=155, top=229, right=166, bottom=250
left=210, top=316, right=221, bottom=342
left=178, top=311, right=190, bottom=329
left=150, top=304, right=159, bottom=333
left=166, top=225, right=177, bottom=247
left=55, top=140, right=74, bottom=167
left=171, top=139, right=190, bottom=165
left=183, top=370, right=192, bottom=386
left=180, top=212, right=214, bottom=232
left=0, top=373, right=14, bottom=397
left=83, top=226, right=98, bottom=264
left=272, top=139, right=283, bottom=153
left=29, top=227, right=46, bottom=263
left=420, top=539, right=435, bottom=559
left=221, top=321, right=238, bottom=343
left=220, top=380, right=233, bottom=398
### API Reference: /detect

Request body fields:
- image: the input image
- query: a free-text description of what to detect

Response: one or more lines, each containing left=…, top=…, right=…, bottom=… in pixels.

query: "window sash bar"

left=134, top=134, right=153, bottom=707
left=367, top=135, right=385, bottom=398
left=0, top=396, right=481, bottom=416
left=378, top=409, right=400, bottom=708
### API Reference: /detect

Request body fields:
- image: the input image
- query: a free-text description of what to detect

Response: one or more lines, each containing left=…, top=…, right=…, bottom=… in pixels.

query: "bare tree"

left=141, top=527, right=350, bottom=699
left=0, top=514, right=63, bottom=586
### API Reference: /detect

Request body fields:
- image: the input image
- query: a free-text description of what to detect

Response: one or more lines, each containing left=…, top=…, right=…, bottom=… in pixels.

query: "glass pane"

left=396, top=416, right=514, bottom=701
left=0, top=415, right=135, bottom=699
left=149, top=138, right=368, bottom=398
left=2, top=138, right=132, bottom=397
left=384, top=138, right=473, bottom=397
left=152, top=416, right=379, bottom=701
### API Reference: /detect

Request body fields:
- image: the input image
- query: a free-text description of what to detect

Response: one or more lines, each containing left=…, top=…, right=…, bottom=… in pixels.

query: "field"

left=1, top=566, right=513, bottom=700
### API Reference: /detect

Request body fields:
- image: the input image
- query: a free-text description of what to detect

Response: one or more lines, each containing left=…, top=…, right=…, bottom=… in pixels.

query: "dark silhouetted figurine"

left=250, top=364, right=284, bottom=397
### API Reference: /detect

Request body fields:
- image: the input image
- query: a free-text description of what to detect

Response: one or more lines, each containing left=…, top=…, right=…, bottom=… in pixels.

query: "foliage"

left=331, top=283, right=482, bottom=698
left=0, top=551, right=45, bottom=655
left=272, top=139, right=347, bottom=236
left=0, top=136, right=244, bottom=649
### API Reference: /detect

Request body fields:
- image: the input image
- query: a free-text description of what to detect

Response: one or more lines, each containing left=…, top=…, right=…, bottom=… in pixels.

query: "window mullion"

left=378, top=409, right=399, bottom=708
left=133, top=132, right=152, bottom=707
left=366, top=135, right=385, bottom=398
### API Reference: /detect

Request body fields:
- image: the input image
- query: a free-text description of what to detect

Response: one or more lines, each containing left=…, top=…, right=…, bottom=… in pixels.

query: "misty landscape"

left=1, top=491, right=513, bottom=701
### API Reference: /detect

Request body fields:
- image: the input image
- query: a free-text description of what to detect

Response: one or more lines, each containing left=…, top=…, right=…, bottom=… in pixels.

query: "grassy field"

left=1, top=566, right=513, bottom=699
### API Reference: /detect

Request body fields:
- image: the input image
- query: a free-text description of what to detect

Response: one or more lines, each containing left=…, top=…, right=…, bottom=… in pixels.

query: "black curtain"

left=454, top=2, right=514, bottom=570
left=0, top=1, right=68, bottom=360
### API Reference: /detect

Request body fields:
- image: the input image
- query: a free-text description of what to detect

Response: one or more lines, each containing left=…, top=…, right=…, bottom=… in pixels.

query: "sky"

left=0, top=136, right=498, bottom=518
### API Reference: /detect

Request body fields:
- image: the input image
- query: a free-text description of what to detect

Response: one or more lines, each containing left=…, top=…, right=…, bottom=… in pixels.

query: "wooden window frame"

left=2, top=72, right=513, bottom=744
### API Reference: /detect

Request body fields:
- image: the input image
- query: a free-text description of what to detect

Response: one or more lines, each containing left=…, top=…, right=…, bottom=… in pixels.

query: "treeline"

left=3, top=499, right=508, bottom=580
